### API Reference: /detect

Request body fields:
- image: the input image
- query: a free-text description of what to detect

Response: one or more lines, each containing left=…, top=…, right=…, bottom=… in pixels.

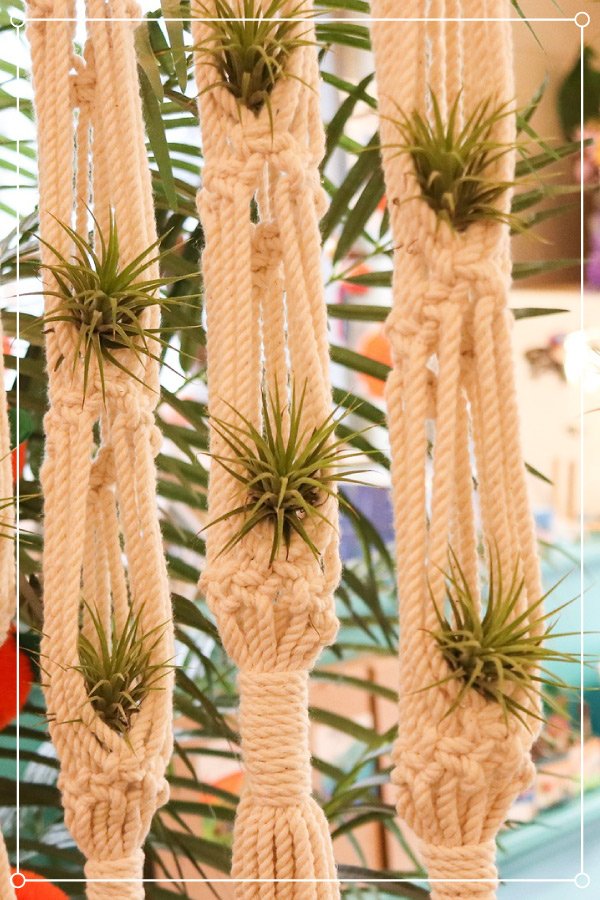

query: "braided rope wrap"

left=27, top=1, right=173, bottom=895
left=192, top=1, right=340, bottom=894
left=370, top=2, right=542, bottom=898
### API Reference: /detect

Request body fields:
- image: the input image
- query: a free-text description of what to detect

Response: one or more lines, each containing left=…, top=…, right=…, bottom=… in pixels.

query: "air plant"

left=38, top=209, right=197, bottom=402
left=389, top=91, right=526, bottom=233
left=426, top=548, right=581, bottom=728
left=205, top=382, right=370, bottom=564
left=193, top=0, right=314, bottom=121
left=75, top=603, right=171, bottom=737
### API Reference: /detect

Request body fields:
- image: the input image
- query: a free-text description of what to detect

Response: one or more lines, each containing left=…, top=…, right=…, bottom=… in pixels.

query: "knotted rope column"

left=0, top=317, right=15, bottom=899
left=371, top=3, right=542, bottom=898
left=27, top=1, right=173, bottom=895
left=192, top=3, right=340, bottom=895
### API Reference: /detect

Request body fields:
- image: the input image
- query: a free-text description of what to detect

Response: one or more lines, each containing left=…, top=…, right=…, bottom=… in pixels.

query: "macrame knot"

left=425, top=236, right=506, bottom=314
left=385, top=307, right=437, bottom=356
left=252, top=223, right=281, bottom=273
left=89, top=445, right=115, bottom=490
left=419, top=841, right=498, bottom=900
left=239, top=671, right=312, bottom=805
left=394, top=707, right=533, bottom=793
left=203, top=125, right=312, bottom=199
left=109, top=392, right=161, bottom=445
left=205, top=530, right=338, bottom=614
left=85, top=850, right=145, bottom=900
left=44, top=394, right=100, bottom=431
left=70, top=55, right=95, bottom=108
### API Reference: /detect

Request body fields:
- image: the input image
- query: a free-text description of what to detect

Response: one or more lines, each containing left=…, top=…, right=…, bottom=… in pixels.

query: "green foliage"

left=39, top=209, right=198, bottom=401
left=558, top=45, right=600, bottom=138
left=206, top=383, right=370, bottom=564
left=427, top=549, right=579, bottom=727
left=193, top=0, right=313, bottom=118
left=76, top=604, right=171, bottom=737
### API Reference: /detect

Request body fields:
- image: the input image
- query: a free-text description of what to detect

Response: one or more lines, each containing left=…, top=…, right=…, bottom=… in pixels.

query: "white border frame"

left=8, top=6, right=592, bottom=893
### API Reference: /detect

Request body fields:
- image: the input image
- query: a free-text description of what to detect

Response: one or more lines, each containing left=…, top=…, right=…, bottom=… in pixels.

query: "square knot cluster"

left=70, top=54, right=95, bottom=109
left=202, top=127, right=311, bottom=200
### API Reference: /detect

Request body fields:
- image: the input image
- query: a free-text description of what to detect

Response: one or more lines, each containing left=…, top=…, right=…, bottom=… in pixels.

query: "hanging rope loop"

left=28, top=0, right=174, bottom=892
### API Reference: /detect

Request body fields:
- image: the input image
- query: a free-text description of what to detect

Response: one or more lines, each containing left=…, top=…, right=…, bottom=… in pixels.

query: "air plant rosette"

left=388, top=91, right=535, bottom=235
left=422, top=548, right=582, bottom=730
left=72, top=603, right=172, bottom=740
left=37, top=209, right=199, bottom=403
left=193, top=0, right=315, bottom=126
left=204, top=382, right=371, bottom=566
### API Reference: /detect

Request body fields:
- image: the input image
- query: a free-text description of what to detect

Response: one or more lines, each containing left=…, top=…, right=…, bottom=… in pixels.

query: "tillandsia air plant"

left=75, top=603, right=171, bottom=738
left=205, top=382, right=371, bottom=565
left=193, top=0, right=314, bottom=121
left=38, top=208, right=197, bottom=402
left=425, top=548, right=580, bottom=728
left=389, top=91, right=527, bottom=233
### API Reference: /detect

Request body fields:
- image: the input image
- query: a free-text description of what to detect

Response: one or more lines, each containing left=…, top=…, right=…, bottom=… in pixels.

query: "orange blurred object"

left=341, top=262, right=371, bottom=295
left=0, top=629, right=33, bottom=732
left=356, top=327, right=392, bottom=399
left=10, top=870, right=68, bottom=899
left=198, top=769, right=244, bottom=804
left=11, top=443, right=27, bottom=482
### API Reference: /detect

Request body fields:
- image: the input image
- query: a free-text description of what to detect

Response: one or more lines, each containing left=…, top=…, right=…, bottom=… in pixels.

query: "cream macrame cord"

left=371, top=2, right=542, bottom=898
left=192, top=1, right=340, bottom=895
left=27, top=1, right=174, bottom=896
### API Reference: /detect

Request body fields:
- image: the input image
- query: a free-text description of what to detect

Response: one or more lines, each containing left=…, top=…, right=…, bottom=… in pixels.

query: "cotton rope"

left=27, top=1, right=174, bottom=895
left=0, top=318, right=15, bottom=899
left=370, top=2, right=542, bottom=898
left=192, top=1, right=340, bottom=895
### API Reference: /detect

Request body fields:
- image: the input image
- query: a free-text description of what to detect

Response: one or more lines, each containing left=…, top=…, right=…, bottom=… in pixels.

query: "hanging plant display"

left=27, top=1, right=176, bottom=895
left=193, top=0, right=342, bottom=892
left=370, top=2, right=578, bottom=897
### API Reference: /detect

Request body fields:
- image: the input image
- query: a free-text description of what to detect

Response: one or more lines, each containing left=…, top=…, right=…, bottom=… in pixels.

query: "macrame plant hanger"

left=0, top=317, right=15, bottom=900
left=192, top=1, right=340, bottom=895
left=27, top=1, right=174, bottom=895
left=370, top=2, right=542, bottom=897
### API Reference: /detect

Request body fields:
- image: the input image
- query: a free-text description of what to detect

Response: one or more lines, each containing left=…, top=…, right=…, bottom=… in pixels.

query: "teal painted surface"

left=496, top=788, right=600, bottom=896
